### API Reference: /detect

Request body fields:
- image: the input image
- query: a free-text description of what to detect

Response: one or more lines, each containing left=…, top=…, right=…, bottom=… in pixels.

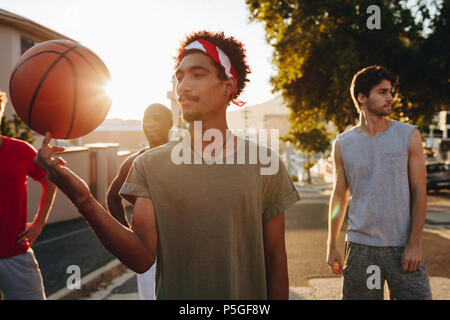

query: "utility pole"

left=243, top=109, right=248, bottom=131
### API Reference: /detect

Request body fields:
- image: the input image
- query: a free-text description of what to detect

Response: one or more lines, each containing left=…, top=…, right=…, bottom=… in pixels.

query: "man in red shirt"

left=0, top=90, right=57, bottom=300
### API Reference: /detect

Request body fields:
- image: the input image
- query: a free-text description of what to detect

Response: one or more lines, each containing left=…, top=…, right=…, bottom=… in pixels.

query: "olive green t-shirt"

left=120, top=137, right=300, bottom=300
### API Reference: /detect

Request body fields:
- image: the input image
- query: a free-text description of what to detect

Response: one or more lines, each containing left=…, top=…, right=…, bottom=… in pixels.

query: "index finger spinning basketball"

left=9, top=40, right=112, bottom=139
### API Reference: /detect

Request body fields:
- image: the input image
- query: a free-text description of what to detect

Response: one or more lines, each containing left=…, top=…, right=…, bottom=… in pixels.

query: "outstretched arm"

left=34, top=132, right=157, bottom=273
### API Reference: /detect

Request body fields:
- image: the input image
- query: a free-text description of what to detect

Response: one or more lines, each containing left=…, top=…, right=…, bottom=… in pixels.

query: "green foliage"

left=1, top=113, right=35, bottom=144
left=281, top=111, right=333, bottom=184
left=290, top=174, right=299, bottom=182
left=247, top=0, right=449, bottom=133
left=280, top=110, right=333, bottom=156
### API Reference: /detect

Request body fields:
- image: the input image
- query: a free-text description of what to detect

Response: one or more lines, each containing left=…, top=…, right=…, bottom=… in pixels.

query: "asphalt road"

left=31, top=210, right=132, bottom=296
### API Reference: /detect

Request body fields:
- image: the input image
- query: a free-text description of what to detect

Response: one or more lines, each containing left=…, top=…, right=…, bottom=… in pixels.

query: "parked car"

left=426, top=162, right=450, bottom=192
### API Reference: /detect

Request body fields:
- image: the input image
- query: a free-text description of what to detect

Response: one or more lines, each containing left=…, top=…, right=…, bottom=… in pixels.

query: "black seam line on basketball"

left=28, top=45, right=82, bottom=129
left=49, top=41, right=101, bottom=76
left=9, top=50, right=71, bottom=83
left=62, top=57, right=77, bottom=140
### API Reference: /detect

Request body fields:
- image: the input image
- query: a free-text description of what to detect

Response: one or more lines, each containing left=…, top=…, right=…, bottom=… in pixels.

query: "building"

left=0, top=8, right=74, bottom=122
left=226, top=96, right=312, bottom=178
left=73, top=118, right=148, bottom=152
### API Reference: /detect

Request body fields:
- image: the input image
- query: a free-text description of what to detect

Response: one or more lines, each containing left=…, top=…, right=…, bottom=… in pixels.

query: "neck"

left=188, top=112, right=229, bottom=150
left=358, top=111, right=391, bottom=136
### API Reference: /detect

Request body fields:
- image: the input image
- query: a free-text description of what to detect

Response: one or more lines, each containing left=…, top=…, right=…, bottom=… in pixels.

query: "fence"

left=27, top=143, right=131, bottom=224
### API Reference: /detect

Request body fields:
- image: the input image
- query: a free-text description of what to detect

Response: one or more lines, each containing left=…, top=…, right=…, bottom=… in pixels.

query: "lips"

left=178, top=94, right=199, bottom=104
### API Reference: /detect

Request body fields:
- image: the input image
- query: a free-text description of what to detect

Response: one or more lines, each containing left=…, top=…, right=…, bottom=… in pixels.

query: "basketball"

left=9, top=40, right=112, bottom=139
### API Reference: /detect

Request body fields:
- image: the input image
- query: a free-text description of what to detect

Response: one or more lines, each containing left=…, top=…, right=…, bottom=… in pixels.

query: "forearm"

left=327, top=191, right=348, bottom=249
left=34, top=182, right=57, bottom=226
left=408, top=187, right=427, bottom=246
left=48, top=167, right=153, bottom=272
left=107, top=193, right=130, bottom=227
left=265, top=251, right=289, bottom=300
left=79, top=196, right=154, bottom=273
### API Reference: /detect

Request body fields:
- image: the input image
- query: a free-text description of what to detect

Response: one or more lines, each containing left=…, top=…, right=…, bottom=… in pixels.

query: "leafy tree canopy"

left=247, top=0, right=449, bottom=134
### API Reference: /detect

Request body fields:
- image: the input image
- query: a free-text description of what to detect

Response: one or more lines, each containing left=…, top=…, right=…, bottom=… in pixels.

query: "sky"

left=0, top=0, right=276, bottom=119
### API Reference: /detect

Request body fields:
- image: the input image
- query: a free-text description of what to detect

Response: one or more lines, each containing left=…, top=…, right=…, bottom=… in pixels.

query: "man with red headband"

left=34, top=31, right=300, bottom=300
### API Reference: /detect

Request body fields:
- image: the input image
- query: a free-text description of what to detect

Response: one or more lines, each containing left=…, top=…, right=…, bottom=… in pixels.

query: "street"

left=31, top=217, right=115, bottom=296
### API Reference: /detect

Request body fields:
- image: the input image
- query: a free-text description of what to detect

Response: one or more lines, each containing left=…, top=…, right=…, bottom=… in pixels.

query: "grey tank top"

left=337, top=120, right=415, bottom=246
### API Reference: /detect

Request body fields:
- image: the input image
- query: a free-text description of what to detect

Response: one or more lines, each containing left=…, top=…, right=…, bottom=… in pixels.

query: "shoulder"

left=7, top=137, right=37, bottom=154
left=122, top=147, right=149, bottom=166
left=392, top=121, right=418, bottom=148
left=134, top=141, right=177, bottom=165
left=408, top=127, right=423, bottom=150
left=336, top=127, right=357, bottom=144
left=393, top=120, right=416, bottom=134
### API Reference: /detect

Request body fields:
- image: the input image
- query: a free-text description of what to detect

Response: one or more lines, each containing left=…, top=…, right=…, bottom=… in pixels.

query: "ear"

left=357, top=92, right=366, bottom=106
left=224, top=77, right=237, bottom=98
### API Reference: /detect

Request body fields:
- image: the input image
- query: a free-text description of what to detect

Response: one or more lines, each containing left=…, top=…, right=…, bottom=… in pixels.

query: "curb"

left=47, top=259, right=128, bottom=300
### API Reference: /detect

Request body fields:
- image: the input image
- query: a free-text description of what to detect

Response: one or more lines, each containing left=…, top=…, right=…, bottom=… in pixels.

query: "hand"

left=401, top=244, right=422, bottom=273
left=34, top=132, right=92, bottom=211
left=17, top=222, right=44, bottom=246
left=327, top=246, right=343, bottom=275
left=34, top=132, right=66, bottom=175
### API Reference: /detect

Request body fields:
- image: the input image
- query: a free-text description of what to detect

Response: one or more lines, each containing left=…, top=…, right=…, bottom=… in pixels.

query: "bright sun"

left=104, top=80, right=115, bottom=101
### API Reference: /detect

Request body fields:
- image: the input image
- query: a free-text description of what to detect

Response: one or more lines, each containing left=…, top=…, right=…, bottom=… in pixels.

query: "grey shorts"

left=342, top=242, right=432, bottom=300
left=0, top=248, right=46, bottom=300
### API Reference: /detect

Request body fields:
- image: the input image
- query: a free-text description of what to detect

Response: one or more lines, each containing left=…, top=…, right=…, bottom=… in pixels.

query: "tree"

left=0, top=113, right=35, bottom=144
left=281, top=110, right=334, bottom=183
left=0, top=90, right=34, bottom=143
left=246, top=0, right=448, bottom=132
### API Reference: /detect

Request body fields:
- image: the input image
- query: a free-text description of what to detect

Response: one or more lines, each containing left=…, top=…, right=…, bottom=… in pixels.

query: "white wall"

left=27, top=144, right=122, bottom=224
left=27, top=147, right=90, bottom=224
left=0, top=25, right=21, bottom=119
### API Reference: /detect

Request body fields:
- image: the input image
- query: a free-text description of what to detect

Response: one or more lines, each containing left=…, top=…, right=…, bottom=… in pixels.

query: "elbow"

left=128, top=256, right=156, bottom=274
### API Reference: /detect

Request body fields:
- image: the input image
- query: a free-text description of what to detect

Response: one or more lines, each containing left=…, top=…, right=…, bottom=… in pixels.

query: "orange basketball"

left=9, top=40, right=112, bottom=139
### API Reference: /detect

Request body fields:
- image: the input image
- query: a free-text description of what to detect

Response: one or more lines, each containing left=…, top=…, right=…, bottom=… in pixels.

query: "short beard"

left=367, top=103, right=392, bottom=117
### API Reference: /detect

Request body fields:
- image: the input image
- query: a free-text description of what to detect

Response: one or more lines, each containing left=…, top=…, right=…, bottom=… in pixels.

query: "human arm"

left=107, top=154, right=137, bottom=227
left=34, top=132, right=157, bottom=273
left=263, top=212, right=289, bottom=300
left=402, top=128, right=427, bottom=273
left=17, top=175, right=57, bottom=246
left=326, top=140, right=349, bottom=274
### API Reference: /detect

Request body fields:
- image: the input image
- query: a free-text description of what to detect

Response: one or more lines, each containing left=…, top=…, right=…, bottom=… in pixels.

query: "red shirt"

left=0, top=136, right=46, bottom=258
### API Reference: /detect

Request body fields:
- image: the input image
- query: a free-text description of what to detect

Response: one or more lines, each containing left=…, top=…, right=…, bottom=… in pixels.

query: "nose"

left=387, top=91, right=393, bottom=102
left=176, top=77, right=192, bottom=96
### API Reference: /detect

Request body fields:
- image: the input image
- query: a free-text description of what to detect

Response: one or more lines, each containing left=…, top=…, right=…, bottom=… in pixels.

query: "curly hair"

left=175, top=31, right=251, bottom=100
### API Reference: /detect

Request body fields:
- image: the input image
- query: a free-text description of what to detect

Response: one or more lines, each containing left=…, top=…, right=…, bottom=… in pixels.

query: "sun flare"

left=104, top=80, right=115, bottom=101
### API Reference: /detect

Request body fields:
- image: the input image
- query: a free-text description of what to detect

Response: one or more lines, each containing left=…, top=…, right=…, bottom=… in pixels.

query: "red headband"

left=180, top=38, right=245, bottom=107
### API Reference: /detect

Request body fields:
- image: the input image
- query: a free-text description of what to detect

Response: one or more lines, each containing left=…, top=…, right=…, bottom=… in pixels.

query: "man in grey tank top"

left=326, top=65, right=432, bottom=299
